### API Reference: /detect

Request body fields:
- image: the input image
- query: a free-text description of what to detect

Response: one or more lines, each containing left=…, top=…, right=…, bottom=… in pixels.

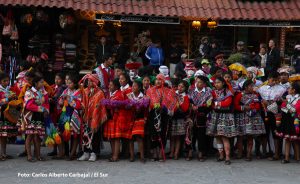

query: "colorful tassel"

left=44, top=116, right=62, bottom=147
left=294, top=118, right=299, bottom=134
left=275, top=114, right=282, bottom=127
left=63, top=122, right=71, bottom=142
left=45, top=137, right=55, bottom=147
left=54, top=133, right=62, bottom=145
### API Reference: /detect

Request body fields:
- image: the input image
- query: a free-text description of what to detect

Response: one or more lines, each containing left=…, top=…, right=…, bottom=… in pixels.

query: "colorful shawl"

left=82, top=87, right=107, bottom=131
left=214, top=89, right=233, bottom=102
left=146, top=86, right=178, bottom=116
left=58, top=88, right=82, bottom=141
left=189, top=87, right=212, bottom=107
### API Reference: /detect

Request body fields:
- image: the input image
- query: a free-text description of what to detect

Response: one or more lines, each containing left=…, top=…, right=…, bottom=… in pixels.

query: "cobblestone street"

left=0, top=144, right=300, bottom=184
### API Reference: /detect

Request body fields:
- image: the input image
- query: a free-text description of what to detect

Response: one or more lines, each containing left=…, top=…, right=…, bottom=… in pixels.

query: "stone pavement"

left=0, top=144, right=300, bottom=184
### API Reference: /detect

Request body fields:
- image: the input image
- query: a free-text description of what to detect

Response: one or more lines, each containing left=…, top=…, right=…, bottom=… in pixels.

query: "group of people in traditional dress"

left=0, top=52, right=300, bottom=166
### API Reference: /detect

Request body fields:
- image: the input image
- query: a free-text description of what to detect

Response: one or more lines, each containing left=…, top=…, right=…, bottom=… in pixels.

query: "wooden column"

left=187, top=21, right=191, bottom=59
left=279, top=27, right=286, bottom=58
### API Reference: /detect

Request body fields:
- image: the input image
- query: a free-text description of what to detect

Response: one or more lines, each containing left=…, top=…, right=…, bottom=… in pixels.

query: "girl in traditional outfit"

left=119, top=73, right=132, bottom=158
left=277, top=79, right=300, bottom=163
left=223, top=71, right=235, bottom=93
left=140, top=75, right=153, bottom=158
left=146, top=74, right=178, bottom=161
left=58, top=74, right=82, bottom=160
left=188, top=76, right=213, bottom=161
left=47, top=73, right=66, bottom=157
left=206, top=77, right=237, bottom=165
left=23, top=74, right=49, bottom=162
left=103, top=79, right=131, bottom=162
left=11, top=61, right=31, bottom=96
left=127, top=81, right=149, bottom=163
left=229, top=63, right=248, bottom=93
left=78, top=74, right=107, bottom=162
left=169, top=80, right=190, bottom=160
left=0, top=73, right=17, bottom=160
left=142, top=75, right=152, bottom=93
left=234, top=80, right=266, bottom=161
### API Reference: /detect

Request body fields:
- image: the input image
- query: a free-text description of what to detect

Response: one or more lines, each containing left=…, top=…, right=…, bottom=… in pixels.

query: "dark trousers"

left=148, top=110, right=169, bottom=149
left=83, top=130, right=101, bottom=155
left=193, top=127, right=209, bottom=153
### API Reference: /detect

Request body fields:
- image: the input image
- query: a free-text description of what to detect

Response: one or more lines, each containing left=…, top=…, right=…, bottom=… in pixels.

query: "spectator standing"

left=266, top=39, right=281, bottom=77
left=95, top=36, right=112, bottom=66
left=291, top=45, right=300, bottom=73
left=145, top=40, right=164, bottom=73
left=169, top=41, right=184, bottom=78
left=253, top=44, right=268, bottom=68
left=233, top=41, right=253, bottom=67
left=209, top=40, right=220, bottom=62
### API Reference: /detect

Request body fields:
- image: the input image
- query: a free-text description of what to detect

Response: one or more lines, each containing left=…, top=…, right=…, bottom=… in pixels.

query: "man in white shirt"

left=257, top=72, right=285, bottom=160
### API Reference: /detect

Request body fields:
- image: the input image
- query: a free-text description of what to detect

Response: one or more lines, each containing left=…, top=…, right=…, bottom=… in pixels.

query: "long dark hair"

left=215, top=77, right=229, bottom=96
left=133, top=80, right=143, bottom=94
left=112, top=78, right=121, bottom=90
left=68, top=73, right=80, bottom=89
left=242, top=79, right=254, bottom=91
left=119, top=73, right=132, bottom=86
left=195, top=75, right=210, bottom=88
left=292, top=81, right=300, bottom=94
left=178, top=80, right=189, bottom=93
left=32, top=73, right=44, bottom=88
left=0, top=72, right=9, bottom=82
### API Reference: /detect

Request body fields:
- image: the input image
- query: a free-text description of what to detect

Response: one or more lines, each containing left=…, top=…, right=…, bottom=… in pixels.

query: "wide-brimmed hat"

left=215, top=54, right=224, bottom=60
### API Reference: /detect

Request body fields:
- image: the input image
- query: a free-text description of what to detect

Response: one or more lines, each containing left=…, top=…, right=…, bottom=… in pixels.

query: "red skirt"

left=103, top=110, right=132, bottom=139
left=131, top=118, right=145, bottom=138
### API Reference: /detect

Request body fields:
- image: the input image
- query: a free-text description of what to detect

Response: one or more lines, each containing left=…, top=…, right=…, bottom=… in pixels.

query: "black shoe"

left=47, top=151, right=57, bottom=156
left=217, top=157, right=225, bottom=162
left=281, top=160, right=290, bottom=164
left=225, top=160, right=231, bottom=165
left=18, top=151, right=27, bottom=157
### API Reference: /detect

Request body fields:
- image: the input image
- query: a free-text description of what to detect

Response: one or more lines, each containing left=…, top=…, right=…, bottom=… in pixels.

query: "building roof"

left=0, top=0, right=300, bottom=20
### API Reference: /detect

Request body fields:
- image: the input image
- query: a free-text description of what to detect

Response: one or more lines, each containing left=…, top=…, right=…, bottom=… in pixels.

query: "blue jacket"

left=145, top=45, right=164, bottom=66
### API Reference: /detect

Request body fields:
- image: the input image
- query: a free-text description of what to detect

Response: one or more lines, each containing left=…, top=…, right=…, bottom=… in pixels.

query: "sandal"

left=129, top=158, right=135, bottom=162
left=140, top=158, right=146, bottom=163
left=0, top=156, right=6, bottom=161
left=52, top=156, right=65, bottom=160
left=27, top=158, right=36, bottom=162
left=108, top=158, right=119, bottom=162
left=245, top=157, right=252, bottom=162
left=3, top=155, right=13, bottom=159
left=151, top=157, right=159, bottom=162
left=217, top=157, right=225, bottom=162
left=225, top=160, right=231, bottom=165
left=37, top=157, right=46, bottom=161
left=159, top=158, right=165, bottom=162
left=185, top=157, right=192, bottom=161
left=281, top=160, right=290, bottom=164
left=268, top=157, right=279, bottom=161
left=198, top=157, right=206, bottom=162
left=67, top=156, right=77, bottom=161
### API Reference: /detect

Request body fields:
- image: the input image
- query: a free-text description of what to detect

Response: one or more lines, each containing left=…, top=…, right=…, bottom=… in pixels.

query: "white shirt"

left=120, top=84, right=130, bottom=91
left=195, top=86, right=206, bottom=93
left=257, top=84, right=286, bottom=101
left=130, top=92, right=144, bottom=100
left=259, top=53, right=267, bottom=68
left=101, top=63, right=109, bottom=73
left=109, top=90, right=117, bottom=97
left=280, top=82, right=291, bottom=90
